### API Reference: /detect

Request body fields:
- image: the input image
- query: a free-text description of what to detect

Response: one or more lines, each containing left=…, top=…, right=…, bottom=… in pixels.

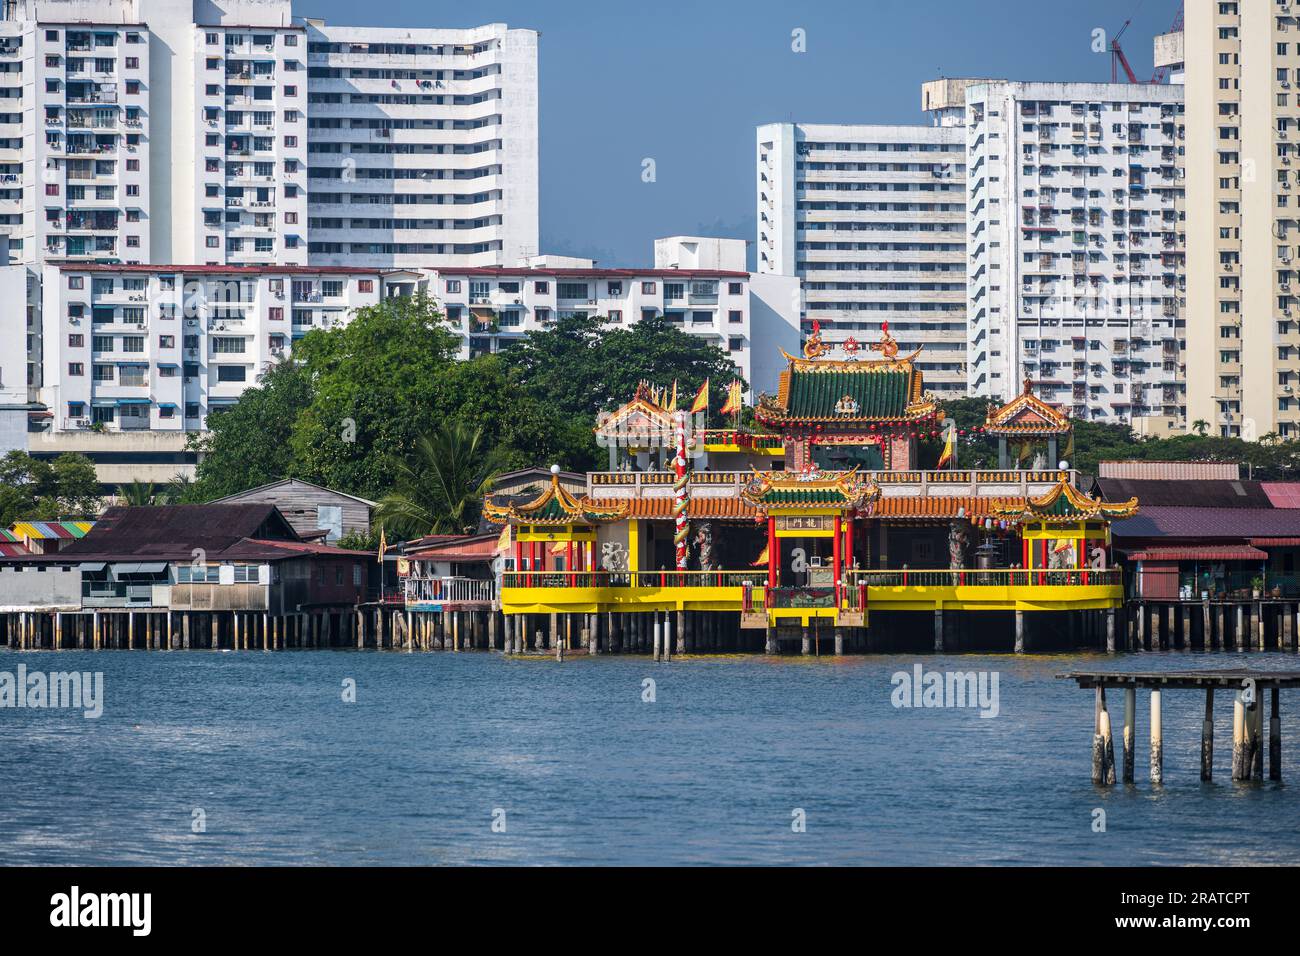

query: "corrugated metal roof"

left=1097, top=461, right=1240, bottom=480
left=1112, top=507, right=1300, bottom=540
left=0, top=542, right=29, bottom=557
left=1094, top=478, right=1272, bottom=509
left=1261, top=483, right=1300, bottom=509
left=1122, top=545, right=1268, bottom=562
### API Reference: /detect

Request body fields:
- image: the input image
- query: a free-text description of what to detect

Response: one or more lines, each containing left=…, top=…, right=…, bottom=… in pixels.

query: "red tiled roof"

left=408, top=534, right=499, bottom=563
left=52, top=261, right=379, bottom=276
left=1122, top=545, right=1268, bottom=562
left=1261, top=483, right=1300, bottom=509
left=437, top=267, right=749, bottom=279
left=587, top=498, right=761, bottom=520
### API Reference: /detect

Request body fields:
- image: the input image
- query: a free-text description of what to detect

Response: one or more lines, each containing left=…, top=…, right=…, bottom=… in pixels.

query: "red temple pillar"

left=845, top=511, right=855, bottom=572
left=767, top=516, right=778, bottom=591
left=566, top=541, right=574, bottom=576
left=833, top=514, right=843, bottom=606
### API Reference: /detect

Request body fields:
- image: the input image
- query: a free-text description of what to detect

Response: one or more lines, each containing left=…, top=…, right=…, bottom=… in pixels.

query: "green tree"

left=374, top=419, right=506, bottom=537
left=118, top=479, right=159, bottom=507
left=189, top=357, right=313, bottom=499
left=502, top=314, right=746, bottom=421
left=287, top=293, right=461, bottom=499
left=0, top=451, right=101, bottom=525
left=1191, top=419, right=1210, bottom=436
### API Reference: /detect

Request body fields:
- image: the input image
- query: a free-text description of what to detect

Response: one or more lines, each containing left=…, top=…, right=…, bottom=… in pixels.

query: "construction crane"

left=1110, top=19, right=1139, bottom=84
left=1111, top=2, right=1184, bottom=85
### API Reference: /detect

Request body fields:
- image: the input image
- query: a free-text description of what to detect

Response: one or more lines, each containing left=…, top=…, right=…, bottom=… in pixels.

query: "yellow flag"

left=937, top=428, right=955, bottom=469
left=719, top=379, right=742, bottom=415
left=689, top=379, right=710, bottom=414
left=496, top=524, right=511, bottom=552
left=669, top=379, right=678, bottom=412
left=377, top=526, right=387, bottom=563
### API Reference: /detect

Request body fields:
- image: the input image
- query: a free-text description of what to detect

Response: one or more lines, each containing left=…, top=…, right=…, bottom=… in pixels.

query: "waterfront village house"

left=1096, top=462, right=1300, bottom=602
left=466, top=327, right=1140, bottom=653
left=0, top=504, right=373, bottom=650
left=210, top=479, right=376, bottom=543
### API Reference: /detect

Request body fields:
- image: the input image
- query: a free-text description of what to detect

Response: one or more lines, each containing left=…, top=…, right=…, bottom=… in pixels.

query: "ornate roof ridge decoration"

left=593, top=380, right=678, bottom=446
left=991, top=479, right=1138, bottom=524
left=984, top=378, right=1072, bottom=436
left=740, top=466, right=882, bottom=511
left=483, top=473, right=629, bottom=526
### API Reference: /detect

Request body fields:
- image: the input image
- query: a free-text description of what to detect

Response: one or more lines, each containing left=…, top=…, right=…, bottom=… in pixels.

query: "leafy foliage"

left=0, top=451, right=101, bottom=525
left=374, top=420, right=505, bottom=537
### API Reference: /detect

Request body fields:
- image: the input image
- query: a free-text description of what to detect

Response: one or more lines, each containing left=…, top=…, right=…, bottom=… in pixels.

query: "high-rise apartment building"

left=756, top=120, right=969, bottom=398
left=962, top=80, right=1186, bottom=431
left=1182, top=0, right=1300, bottom=439
left=304, top=21, right=539, bottom=270
left=0, top=0, right=539, bottom=271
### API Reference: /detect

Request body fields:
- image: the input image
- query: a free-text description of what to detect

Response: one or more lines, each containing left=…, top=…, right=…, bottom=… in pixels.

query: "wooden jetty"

left=1058, top=670, right=1300, bottom=784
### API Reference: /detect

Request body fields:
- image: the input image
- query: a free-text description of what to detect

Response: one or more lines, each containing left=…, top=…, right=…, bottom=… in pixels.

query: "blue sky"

left=301, top=0, right=1184, bottom=266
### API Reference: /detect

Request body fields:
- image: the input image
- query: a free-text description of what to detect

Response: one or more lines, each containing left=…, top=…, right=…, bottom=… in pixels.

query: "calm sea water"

left=2, top=647, right=1299, bottom=866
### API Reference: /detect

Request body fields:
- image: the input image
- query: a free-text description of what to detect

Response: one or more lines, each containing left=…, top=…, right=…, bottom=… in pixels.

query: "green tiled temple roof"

left=786, top=368, right=911, bottom=419
left=755, top=350, right=937, bottom=426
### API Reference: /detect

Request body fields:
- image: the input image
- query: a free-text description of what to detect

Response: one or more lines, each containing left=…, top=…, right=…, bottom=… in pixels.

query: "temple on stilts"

left=482, top=327, right=1139, bottom=656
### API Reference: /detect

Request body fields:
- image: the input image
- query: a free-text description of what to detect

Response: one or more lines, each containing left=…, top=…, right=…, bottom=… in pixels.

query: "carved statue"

left=601, top=541, right=628, bottom=572
left=694, top=522, right=715, bottom=572
left=948, top=520, right=969, bottom=570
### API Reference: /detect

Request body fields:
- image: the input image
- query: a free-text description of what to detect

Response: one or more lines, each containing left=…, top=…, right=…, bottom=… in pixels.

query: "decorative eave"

left=992, top=479, right=1138, bottom=524
left=985, top=378, right=1072, bottom=436
left=740, top=467, right=882, bottom=512
left=483, top=474, right=629, bottom=527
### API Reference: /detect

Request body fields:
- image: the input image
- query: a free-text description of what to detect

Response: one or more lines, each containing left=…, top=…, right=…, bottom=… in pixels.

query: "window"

left=557, top=282, right=589, bottom=299
left=212, top=337, right=246, bottom=354
left=534, top=281, right=549, bottom=294
left=68, top=276, right=83, bottom=289
left=68, top=363, right=84, bottom=376
left=445, top=279, right=461, bottom=294
left=284, top=135, right=297, bottom=148
left=607, top=281, right=623, bottom=296
left=728, top=282, right=743, bottom=295
left=268, top=307, right=283, bottom=321
left=358, top=279, right=373, bottom=293
left=641, top=282, right=657, bottom=295
left=68, top=334, right=83, bottom=348
left=158, top=335, right=174, bottom=348
left=729, top=310, right=743, bottom=324
left=728, top=337, right=744, bottom=352
left=216, top=365, right=247, bottom=382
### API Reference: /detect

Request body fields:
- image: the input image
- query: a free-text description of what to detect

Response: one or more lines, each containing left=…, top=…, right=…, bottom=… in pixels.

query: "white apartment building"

left=963, top=80, right=1186, bottom=430
left=0, top=5, right=152, bottom=267
left=39, top=262, right=383, bottom=435
left=756, top=120, right=969, bottom=397
left=303, top=20, right=539, bottom=270
left=1182, top=1, right=1300, bottom=440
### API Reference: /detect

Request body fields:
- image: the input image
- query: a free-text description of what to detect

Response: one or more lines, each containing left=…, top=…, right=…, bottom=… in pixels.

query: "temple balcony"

left=497, top=567, right=1125, bottom=622
left=587, top=468, right=1079, bottom=501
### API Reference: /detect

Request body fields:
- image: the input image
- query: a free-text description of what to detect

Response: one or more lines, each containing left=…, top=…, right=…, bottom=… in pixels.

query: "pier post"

left=1256, top=602, right=1266, bottom=651
left=1235, top=604, right=1244, bottom=651
left=663, top=612, right=672, bottom=661
left=1014, top=610, right=1025, bottom=654
left=1106, top=609, right=1116, bottom=654
left=1092, top=688, right=1106, bottom=785
left=1233, top=690, right=1248, bottom=780
left=1136, top=602, right=1146, bottom=650
left=1202, top=689, right=1214, bottom=782
left=933, top=608, right=944, bottom=653
left=1214, top=605, right=1224, bottom=650
left=801, top=625, right=811, bottom=656
left=675, top=610, right=685, bottom=656
left=1270, top=687, right=1282, bottom=781
left=1123, top=687, right=1135, bottom=783
left=834, top=626, right=844, bottom=656
left=764, top=624, right=776, bottom=655
left=1163, top=605, right=1173, bottom=650
left=652, top=612, right=662, bottom=661
left=1251, top=694, right=1264, bottom=779
left=1149, top=689, right=1163, bottom=784
left=1100, top=688, right=1116, bottom=785
left=54, top=612, right=62, bottom=651
left=1201, top=600, right=1210, bottom=650
left=1286, top=606, right=1295, bottom=651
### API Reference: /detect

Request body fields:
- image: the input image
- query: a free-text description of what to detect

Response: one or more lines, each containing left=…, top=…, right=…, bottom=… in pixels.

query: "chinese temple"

left=479, top=328, right=1140, bottom=655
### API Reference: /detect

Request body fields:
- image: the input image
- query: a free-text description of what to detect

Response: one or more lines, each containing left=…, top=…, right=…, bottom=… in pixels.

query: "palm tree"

left=375, top=420, right=505, bottom=538
left=1191, top=419, right=1210, bottom=436
left=118, top=479, right=158, bottom=507
left=164, top=472, right=199, bottom=504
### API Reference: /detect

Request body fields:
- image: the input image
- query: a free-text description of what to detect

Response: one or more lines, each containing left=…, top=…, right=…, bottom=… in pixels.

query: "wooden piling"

left=1014, top=610, right=1025, bottom=653
left=1201, top=688, right=1214, bottom=782
left=1232, top=690, right=1249, bottom=781
left=1123, top=687, right=1135, bottom=783
left=1149, top=689, right=1163, bottom=784
left=1270, top=687, right=1282, bottom=782
left=1092, top=687, right=1106, bottom=785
